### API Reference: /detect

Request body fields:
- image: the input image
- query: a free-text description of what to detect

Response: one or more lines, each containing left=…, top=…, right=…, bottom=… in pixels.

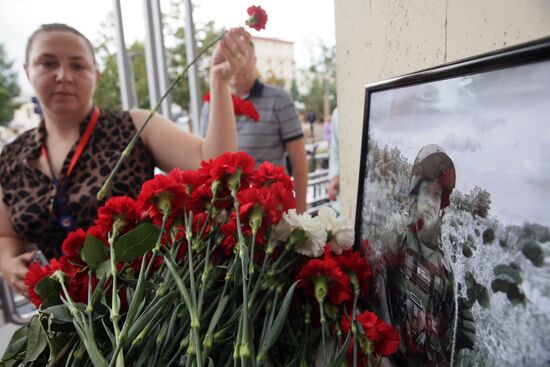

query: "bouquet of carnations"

left=2, top=151, right=398, bottom=367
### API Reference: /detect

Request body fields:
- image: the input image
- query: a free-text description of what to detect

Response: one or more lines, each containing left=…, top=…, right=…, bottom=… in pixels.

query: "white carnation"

left=317, top=207, right=355, bottom=255
left=281, top=209, right=326, bottom=257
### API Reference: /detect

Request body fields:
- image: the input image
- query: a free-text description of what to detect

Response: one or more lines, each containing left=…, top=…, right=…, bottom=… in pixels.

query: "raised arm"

left=131, top=28, right=251, bottom=171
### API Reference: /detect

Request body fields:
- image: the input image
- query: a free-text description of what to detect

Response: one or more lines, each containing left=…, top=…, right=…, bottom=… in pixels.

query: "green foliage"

left=491, top=263, right=526, bottom=306
left=482, top=228, right=495, bottom=245
left=521, top=240, right=544, bottom=267
left=301, top=42, right=336, bottom=119
left=0, top=44, right=21, bottom=125
left=113, top=223, right=160, bottom=262
left=464, top=271, right=490, bottom=308
left=92, top=9, right=223, bottom=112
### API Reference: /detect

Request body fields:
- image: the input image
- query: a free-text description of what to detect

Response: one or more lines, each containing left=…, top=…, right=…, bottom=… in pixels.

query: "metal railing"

left=0, top=277, right=36, bottom=325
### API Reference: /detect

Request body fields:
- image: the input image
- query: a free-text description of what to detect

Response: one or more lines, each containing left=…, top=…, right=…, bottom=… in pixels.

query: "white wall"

left=334, top=0, right=550, bottom=222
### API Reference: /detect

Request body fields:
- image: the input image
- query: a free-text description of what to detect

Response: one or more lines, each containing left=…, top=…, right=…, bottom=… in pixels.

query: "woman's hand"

left=210, top=28, right=251, bottom=84
left=0, top=250, right=36, bottom=295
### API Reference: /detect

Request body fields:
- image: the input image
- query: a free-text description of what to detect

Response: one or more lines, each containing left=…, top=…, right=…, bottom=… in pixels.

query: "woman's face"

left=25, top=31, right=98, bottom=116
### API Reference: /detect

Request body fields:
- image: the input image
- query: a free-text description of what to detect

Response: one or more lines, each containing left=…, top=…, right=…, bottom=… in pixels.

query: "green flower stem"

left=198, top=238, right=212, bottom=317
left=97, top=31, right=225, bottom=201
left=233, top=314, right=243, bottom=367
left=247, top=244, right=271, bottom=305
left=247, top=231, right=257, bottom=293
left=232, top=191, right=253, bottom=364
left=184, top=212, right=198, bottom=312
left=87, top=270, right=95, bottom=340
left=108, top=227, right=125, bottom=367
left=119, top=210, right=169, bottom=353
left=164, top=253, right=202, bottom=367
left=57, top=274, right=108, bottom=367
left=352, top=288, right=360, bottom=367
left=319, top=300, right=327, bottom=365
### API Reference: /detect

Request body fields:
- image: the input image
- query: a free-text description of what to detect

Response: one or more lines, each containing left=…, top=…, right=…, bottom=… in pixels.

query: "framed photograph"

left=355, top=39, right=550, bottom=366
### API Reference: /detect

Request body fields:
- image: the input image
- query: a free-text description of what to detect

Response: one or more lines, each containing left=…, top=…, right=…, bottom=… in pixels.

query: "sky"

left=367, top=60, right=550, bottom=227
left=0, top=0, right=336, bottom=95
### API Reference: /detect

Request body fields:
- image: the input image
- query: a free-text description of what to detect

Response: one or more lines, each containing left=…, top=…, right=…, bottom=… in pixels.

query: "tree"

left=93, top=12, right=123, bottom=110
left=301, top=42, right=337, bottom=120
left=466, top=186, right=492, bottom=218
left=0, top=44, right=21, bottom=125
left=92, top=6, right=223, bottom=113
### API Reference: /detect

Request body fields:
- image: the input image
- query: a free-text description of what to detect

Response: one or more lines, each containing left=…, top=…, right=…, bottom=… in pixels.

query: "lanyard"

left=41, top=107, right=100, bottom=179
left=40, top=107, right=100, bottom=233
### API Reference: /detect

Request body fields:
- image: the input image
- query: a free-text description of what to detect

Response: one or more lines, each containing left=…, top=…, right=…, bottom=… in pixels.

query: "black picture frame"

left=355, top=37, right=550, bottom=366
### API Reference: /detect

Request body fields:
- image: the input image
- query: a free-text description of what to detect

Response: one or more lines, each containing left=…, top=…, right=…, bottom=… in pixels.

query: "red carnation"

left=61, top=228, right=87, bottom=265
left=233, top=96, right=260, bottom=122
left=25, top=261, right=55, bottom=306
left=221, top=220, right=238, bottom=255
left=168, top=168, right=208, bottom=213
left=341, top=311, right=399, bottom=360
left=96, top=196, right=139, bottom=234
left=87, top=225, right=109, bottom=246
left=204, top=93, right=260, bottom=122
left=296, top=254, right=352, bottom=305
left=246, top=5, right=268, bottom=31
left=137, top=174, right=187, bottom=226
left=198, top=151, right=256, bottom=191
left=253, top=162, right=294, bottom=191
left=332, top=250, right=373, bottom=297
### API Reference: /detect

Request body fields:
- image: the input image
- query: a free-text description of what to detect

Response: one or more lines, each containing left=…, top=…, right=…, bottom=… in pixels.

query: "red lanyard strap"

left=41, top=107, right=100, bottom=179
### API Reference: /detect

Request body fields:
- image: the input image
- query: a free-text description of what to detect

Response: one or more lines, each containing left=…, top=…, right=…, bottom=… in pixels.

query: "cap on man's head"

left=409, top=144, right=456, bottom=209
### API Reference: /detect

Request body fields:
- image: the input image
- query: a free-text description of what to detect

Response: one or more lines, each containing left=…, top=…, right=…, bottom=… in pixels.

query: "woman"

left=0, top=23, right=251, bottom=294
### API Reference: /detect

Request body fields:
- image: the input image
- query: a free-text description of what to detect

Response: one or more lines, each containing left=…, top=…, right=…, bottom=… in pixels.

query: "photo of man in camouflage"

left=375, top=144, right=475, bottom=367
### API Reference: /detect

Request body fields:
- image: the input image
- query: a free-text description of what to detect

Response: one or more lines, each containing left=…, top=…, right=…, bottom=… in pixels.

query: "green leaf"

left=42, top=303, right=85, bottom=324
left=506, top=284, right=526, bottom=306
left=23, top=316, right=47, bottom=363
left=332, top=332, right=351, bottom=366
left=462, top=244, right=473, bottom=258
left=2, top=324, right=28, bottom=360
left=95, top=260, right=111, bottom=279
left=81, top=235, right=107, bottom=271
left=47, top=332, right=72, bottom=359
left=35, top=276, right=62, bottom=309
left=114, top=223, right=161, bottom=262
left=474, top=284, right=490, bottom=308
left=493, top=264, right=522, bottom=284
left=491, top=278, right=510, bottom=293
left=522, top=241, right=544, bottom=267
left=257, top=281, right=299, bottom=362
left=464, top=271, right=475, bottom=289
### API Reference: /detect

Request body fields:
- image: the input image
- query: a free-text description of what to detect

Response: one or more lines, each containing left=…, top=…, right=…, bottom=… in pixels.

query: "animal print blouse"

left=0, top=109, right=155, bottom=259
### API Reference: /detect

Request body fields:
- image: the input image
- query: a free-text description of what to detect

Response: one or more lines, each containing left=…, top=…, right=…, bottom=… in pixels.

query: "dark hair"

left=25, top=23, right=96, bottom=65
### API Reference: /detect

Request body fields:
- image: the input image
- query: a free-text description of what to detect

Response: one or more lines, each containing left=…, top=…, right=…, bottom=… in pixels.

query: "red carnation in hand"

left=233, top=96, right=260, bottom=122
left=61, top=228, right=87, bottom=265
left=203, top=93, right=260, bottom=122
left=296, top=253, right=352, bottom=305
left=96, top=196, right=139, bottom=234
left=246, top=5, right=268, bottom=31
left=341, top=311, right=400, bottom=360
